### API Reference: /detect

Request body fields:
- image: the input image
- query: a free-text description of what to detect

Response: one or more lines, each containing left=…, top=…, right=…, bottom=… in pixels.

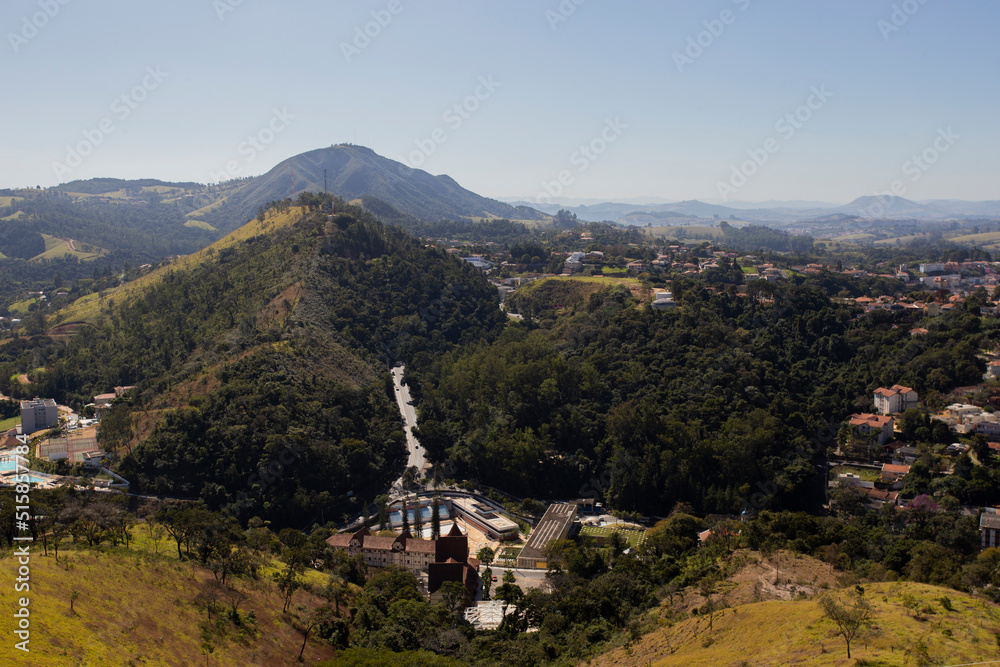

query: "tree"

left=477, top=546, right=495, bottom=566
left=431, top=495, right=441, bottom=539
left=412, top=495, right=424, bottom=536
left=437, top=580, right=471, bottom=615
left=375, top=495, right=389, bottom=531
left=292, top=604, right=336, bottom=662
left=482, top=567, right=493, bottom=600
left=274, top=563, right=304, bottom=613
left=819, top=590, right=876, bottom=659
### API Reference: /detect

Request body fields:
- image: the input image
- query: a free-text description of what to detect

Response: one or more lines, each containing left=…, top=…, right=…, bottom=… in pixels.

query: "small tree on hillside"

left=820, top=590, right=876, bottom=659
left=274, top=563, right=304, bottom=613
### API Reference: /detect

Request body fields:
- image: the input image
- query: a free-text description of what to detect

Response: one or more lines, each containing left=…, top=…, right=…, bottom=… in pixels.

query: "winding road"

left=390, top=365, right=426, bottom=494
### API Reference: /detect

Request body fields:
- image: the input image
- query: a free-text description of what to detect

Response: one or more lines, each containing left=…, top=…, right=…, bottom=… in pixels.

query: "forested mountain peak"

left=202, top=144, right=549, bottom=232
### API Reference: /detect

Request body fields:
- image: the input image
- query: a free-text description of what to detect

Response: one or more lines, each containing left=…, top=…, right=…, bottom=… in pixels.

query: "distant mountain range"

left=502, top=195, right=1000, bottom=225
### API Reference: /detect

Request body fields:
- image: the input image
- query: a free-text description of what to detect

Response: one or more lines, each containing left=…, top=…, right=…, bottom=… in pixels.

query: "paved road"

left=391, top=366, right=426, bottom=489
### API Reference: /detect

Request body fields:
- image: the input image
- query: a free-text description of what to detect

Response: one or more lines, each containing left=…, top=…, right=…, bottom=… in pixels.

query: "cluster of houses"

left=840, top=383, right=1000, bottom=550
left=933, top=403, right=1000, bottom=439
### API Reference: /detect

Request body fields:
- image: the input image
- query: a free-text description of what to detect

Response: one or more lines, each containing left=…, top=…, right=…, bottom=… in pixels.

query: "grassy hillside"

left=58, top=206, right=305, bottom=324
left=32, top=234, right=105, bottom=262
left=591, top=582, right=1000, bottom=667
left=0, top=539, right=338, bottom=666
left=508, top=276, right=648, bottom=318
left=183, top=219, right=217, bottom=231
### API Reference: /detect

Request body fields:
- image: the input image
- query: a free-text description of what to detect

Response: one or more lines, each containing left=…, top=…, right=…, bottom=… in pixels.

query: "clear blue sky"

left=2, top=0, right=998, bottom=203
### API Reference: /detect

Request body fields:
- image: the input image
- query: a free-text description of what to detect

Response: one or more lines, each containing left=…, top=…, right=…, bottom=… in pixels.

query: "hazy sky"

left=3, top=0, right=998, bottom=203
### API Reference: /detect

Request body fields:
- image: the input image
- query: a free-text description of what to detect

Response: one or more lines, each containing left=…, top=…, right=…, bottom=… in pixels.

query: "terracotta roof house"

left=873, top=385, right=919, bottom=415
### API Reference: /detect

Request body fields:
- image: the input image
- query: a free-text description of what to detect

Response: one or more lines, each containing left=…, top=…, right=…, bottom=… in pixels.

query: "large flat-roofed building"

left=450, top=497, right=520, bottom=541
left=517, top=503, right=578, bottom=569
left=326, top=522, right=479, bottom=600
left=20, top=398, right=58, bottom=435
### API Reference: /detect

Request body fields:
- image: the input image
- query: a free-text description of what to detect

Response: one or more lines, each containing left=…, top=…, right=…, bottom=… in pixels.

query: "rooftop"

left=519, top=503, right=577, bottom=561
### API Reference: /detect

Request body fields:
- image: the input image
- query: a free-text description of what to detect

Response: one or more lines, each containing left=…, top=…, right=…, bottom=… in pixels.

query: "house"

left=19, top=398, right=58, bottom=435
left=326, top=522, right=478, bottom=601
left=988, top=361, right=1000, bottom=379
left=892, top=445, right=920, bottom=465
left=837, top=473, right=874, bottom=490
left=82, top=450, right=107, bottom=468
left=880, top=463, right=910, bottom=489
left=849, top=413, right=895, bottom=445
left=909, top=327, right=929, bottom=337
left=865, top=488, right=900, bottom=507
left=652, top=295, right=677, bottom=310
left=981, top=508, right=1000, bottom=551
left=976, top=418, right=1000, bottom=440
left=873, top=385, right=918, bottom=415
left=93, top=393, right=117, bottom=407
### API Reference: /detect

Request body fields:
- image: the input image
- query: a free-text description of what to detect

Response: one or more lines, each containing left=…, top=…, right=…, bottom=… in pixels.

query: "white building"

left=20, top=398, right=58, bottom=435
left=873, top=385, right=919, bottom=415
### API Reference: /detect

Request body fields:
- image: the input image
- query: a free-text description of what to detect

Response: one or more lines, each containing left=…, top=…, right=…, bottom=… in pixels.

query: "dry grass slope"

left=0, top=538, right=338, bottom=666
left=588, top=581, right=1000, bottom=667
left=58, top=207, right=305, bottom=324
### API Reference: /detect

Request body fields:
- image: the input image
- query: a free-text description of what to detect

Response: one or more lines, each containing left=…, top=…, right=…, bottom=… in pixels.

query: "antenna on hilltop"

left=291, top=168, right=295, bottom=199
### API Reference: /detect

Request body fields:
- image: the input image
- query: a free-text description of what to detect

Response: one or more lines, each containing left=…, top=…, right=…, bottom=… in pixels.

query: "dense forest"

left=4, top=198, right=507, bottom=526
left=411, top=274, right=992, bottom=515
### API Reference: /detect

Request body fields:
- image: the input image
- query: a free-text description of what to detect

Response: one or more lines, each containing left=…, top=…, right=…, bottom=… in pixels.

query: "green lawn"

left=579, top=525, right=648, bottom=547
left=831, top=465, right=880, bottom=483
left=0, top=415, right=21, bottom=432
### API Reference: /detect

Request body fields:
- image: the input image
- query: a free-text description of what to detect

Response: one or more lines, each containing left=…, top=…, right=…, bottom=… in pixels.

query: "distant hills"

left=202, top=144, right=549, bottom=232
left=503, top=195, right=1000, bottom=225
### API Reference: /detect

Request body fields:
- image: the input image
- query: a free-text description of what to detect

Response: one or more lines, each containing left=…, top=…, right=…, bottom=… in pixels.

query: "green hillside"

left=16, top=197, right=507, bottom=528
